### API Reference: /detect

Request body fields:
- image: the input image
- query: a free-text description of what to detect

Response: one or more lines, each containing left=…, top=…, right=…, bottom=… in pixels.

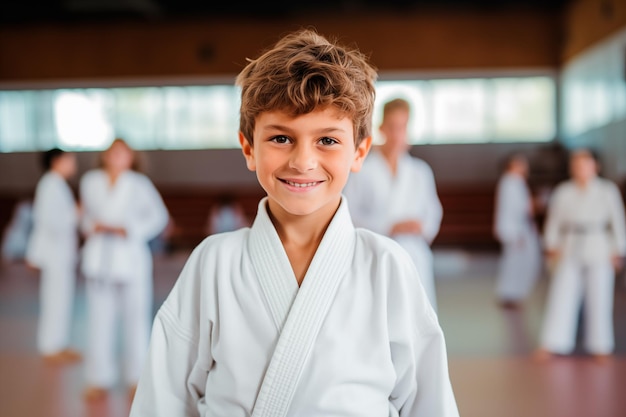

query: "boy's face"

left=379, top=108, right=410, bottom=154
left=240, top=107, right=371, bottom=221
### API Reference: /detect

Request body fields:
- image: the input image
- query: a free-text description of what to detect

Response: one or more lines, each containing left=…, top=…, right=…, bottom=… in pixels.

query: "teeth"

left=285, top=180, right=318, bottom=188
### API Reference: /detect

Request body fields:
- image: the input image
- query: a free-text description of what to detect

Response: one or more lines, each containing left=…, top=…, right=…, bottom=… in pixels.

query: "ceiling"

left=1, top=0, right=570, bottom=25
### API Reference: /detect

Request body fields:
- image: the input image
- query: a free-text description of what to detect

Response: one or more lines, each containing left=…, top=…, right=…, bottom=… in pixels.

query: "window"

left=0, top=75, right=555, bottom=152
left=373, top=76, right=555, bottom=144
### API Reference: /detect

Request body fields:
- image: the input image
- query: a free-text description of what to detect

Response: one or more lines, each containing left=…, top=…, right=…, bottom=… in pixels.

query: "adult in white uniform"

left=493, top=153, right=541, bottom=308
left=80, top=139, right=168, bottom=400
left=25, top=149, right=81, bottom=364
left=131, top=29, right=458, bottom=417
left=344, top=98, right=443, bottom=311
left=535, top=149, right=626, bottom=362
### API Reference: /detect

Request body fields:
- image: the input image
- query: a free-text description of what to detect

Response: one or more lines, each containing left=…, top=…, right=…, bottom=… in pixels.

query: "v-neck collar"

left=247, top=196, right=356, bottom=332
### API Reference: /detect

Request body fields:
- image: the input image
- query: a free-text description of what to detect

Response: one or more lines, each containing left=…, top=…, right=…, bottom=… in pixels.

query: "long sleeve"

left=607, top=182, right=626, bottom=256
left=33, top=174, right=77, bottom=237
left=543, top=185, right=565, bottom=251
left=419, top=163, right=443, bottom=244
left=130, top=242, right=213, bottom=417
left=79, top=172, right=98, bottom=236
left=493, top=175, right=526, bottom=244
left=125, top=176, right=169, bottom=242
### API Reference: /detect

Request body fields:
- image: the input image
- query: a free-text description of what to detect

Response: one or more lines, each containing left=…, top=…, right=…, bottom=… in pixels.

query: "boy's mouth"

left=279, top=178, right=322, bottom=188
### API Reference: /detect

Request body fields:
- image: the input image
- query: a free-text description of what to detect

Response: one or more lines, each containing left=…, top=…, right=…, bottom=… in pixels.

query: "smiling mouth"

left=280, top=179, right=321, bottom=188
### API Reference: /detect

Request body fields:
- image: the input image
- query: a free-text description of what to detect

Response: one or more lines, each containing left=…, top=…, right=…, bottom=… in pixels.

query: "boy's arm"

left=130, top=243, right=212, bottom=417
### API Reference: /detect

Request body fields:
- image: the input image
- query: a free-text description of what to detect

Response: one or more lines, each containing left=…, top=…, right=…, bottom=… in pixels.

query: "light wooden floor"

left=1, top=249, right=625, bottom=417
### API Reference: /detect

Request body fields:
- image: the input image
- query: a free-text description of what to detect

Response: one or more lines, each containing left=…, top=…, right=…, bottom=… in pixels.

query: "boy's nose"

left=289, top=144, right=317, bottom=172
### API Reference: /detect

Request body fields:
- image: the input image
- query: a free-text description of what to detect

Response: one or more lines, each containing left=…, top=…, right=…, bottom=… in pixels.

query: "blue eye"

left=319, top=137, right=338, bottom=146
left=270, top=135, right=291, bottom=144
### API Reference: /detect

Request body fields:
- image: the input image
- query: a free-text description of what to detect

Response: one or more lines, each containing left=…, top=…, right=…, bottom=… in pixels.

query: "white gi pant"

left=85, top=272, right=152, bottom=388
left=38, top=254, right=76, bottom=354
left=540, top=258, right=615, bottom=354
left=496, top=229, right=541, bottom=302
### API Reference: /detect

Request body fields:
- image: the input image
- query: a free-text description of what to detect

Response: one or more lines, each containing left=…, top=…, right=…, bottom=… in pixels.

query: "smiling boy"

left=130, top=29, right=459, bottom=417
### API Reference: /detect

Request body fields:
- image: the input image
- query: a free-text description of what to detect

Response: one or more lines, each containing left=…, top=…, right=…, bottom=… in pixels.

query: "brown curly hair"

left=236, top=28, right=377, bottom=146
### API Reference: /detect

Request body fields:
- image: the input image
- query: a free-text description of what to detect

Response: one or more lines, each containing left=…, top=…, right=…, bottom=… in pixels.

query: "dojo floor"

left=1, top=248, right=626, bottom=417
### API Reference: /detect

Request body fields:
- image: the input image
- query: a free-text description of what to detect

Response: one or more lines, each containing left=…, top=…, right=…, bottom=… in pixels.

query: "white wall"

left=560, top=26, right=626, bottom=183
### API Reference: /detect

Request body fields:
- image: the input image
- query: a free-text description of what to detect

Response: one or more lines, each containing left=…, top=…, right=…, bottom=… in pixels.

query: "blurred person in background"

left=493, top=153, right=542, bottom=309
left=80, top=138, right=169, bottom=401
left=205, top=193, right=250, bottom=236
left=25, top=148, right=81, bottom=364
left=1, top=198, right=34, bottom=265
left=344, top=97, right=443, bottom=311
left=535, top=148, right=626, bottom=362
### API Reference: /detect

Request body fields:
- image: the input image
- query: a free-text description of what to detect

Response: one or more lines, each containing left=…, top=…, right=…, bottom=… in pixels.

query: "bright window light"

left=54, top=91, right=113, bottom=149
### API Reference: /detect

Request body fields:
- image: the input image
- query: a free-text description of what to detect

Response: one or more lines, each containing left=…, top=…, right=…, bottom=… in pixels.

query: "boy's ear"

left=351, top=136, right=372, bottom=173
left=239, top=132, right=256, bottom=171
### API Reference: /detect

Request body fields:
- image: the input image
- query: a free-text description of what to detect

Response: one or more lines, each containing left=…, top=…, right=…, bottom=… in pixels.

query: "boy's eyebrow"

left=261, top=124, right=349, bottom=135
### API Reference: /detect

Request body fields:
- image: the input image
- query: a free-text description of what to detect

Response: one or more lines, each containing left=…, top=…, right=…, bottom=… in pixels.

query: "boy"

left=535, top=148, right=626, bottom=362
left=493, top=153, right=541, bottom=309
left=130, top=29, right=459, bottom=416
left=26, top=148, right=81, bottom=364
left=344, top=98, right=443, bottom=311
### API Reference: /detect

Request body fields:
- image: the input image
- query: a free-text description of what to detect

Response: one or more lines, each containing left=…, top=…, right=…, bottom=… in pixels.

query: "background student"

left=535, top=148, right=626, bottom=362
left=493, top=153, right=542, bottom=309
left=25, top=148, right=81, bottom=364
left=80, top=138, right=169, bottom=401
left=344, top=97, right=443, bottom=311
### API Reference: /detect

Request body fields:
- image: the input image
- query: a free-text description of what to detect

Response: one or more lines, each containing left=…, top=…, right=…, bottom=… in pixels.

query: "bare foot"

left=532, top=348, right=554, bottom=363
left=592, top=354, right=613, bottom=365
left=42, top=348, right=82, bottom=365
left=84, top=386, right=108, bottom=402
left=60, top=348, right=82, bottom=363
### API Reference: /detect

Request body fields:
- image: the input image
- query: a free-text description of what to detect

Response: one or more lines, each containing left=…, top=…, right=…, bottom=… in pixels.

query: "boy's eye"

left=319, top=137, right=338, bottom=146
left=270, top=135, right=291, bottom=144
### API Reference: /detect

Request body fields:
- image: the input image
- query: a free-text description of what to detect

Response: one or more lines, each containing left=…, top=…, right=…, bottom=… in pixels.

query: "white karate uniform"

left=80, top=169, right=168, bottom=388
left=25, top=172, right=78, bottom=355
left=493, top=172, right=541, bottom=302
left=540, top=178, right=626, bottom=355
left=130, top=197, right=459, bottom=417
left=343, top=149, right=443, bottom=310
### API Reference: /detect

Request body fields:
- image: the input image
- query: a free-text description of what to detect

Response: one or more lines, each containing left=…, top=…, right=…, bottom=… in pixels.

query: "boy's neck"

left=269, top=205, right=333, bottom=248
left=266, top=200, right=338, bottom=285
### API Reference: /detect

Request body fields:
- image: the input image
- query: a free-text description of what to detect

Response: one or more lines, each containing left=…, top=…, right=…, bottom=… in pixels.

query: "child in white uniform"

left=80, top=139, right=169, bottom=400
left=493, top=153, right=541, bottom=309
left=26, top=148, right=81, bottom=364
left=130, top=29, right=459, bottom=417
left=535, top=149, right=626, bottom=362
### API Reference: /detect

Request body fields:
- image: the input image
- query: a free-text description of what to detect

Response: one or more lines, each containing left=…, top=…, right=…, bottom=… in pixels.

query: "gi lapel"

left=249, top=197, right=356, bottom=417
left=248, top=198, right=300, bottom=332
